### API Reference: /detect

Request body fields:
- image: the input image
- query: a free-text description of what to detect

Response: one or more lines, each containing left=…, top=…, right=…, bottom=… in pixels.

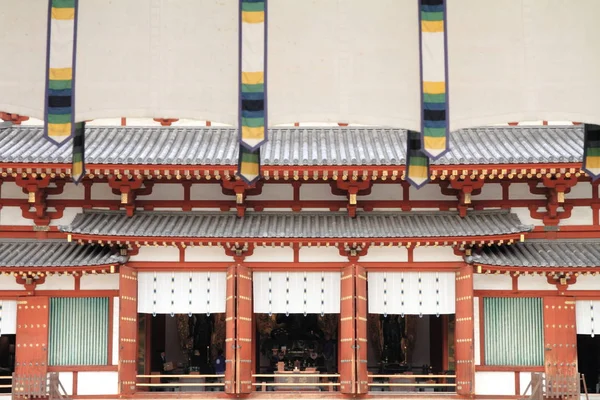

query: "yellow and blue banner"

left=583, top=124, right=600, bottom=180
left=406, top=130, right=430, bottom=189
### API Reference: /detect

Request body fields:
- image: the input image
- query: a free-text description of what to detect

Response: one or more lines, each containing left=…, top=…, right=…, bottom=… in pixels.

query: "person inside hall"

left=213, top=349, right=226, bottom=391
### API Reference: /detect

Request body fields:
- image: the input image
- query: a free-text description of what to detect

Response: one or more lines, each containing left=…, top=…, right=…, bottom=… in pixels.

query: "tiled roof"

left=0, top=125, right=583, bottom=166
left=0, top=240, right=127, bottom=267
left=467, top=240, right=600, bottom=268
left=61, top=209, right=532, bottom=239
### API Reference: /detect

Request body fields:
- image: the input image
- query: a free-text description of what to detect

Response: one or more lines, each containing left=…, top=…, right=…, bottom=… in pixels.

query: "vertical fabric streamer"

left=72, top=122, right=85, bottom=183
left=583, top=124, right=600, bottom=180
left=406, top=130, right=430, bottom=188
left=238, top=0, right=267, bottom=184
left=44, top=0, right=80, bottom=146
left=419, top=0, right=449, bottom=160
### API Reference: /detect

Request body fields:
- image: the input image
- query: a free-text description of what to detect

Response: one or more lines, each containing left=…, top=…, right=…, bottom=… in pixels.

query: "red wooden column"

left=118, top=265, right=138, bottom=395
left=236, top=265, right=253, bottom=394
left=15, top=297, right=49, bottom=394
left=355, top=265, right=368, bottom=394
left=455, top=265, right=474, bottom=396
left=224, top=265, right=236, bottom=394
left=543, top=297, right=578, bottom=396
left=339, top=265, right=356, bottom=394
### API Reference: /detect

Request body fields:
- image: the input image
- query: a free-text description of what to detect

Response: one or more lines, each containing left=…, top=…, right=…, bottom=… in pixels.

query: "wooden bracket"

left=16, top=176, right=65, bottom=225
left=441, top=177, right=484, bottom=217
left=15, top=273, right=46, bottom=291
left=546, top=272, right=577, bottom=292
left=221, top=179, right=263, bottom=217
left=330, top=179, right=372, bottom=217
left=528, top=176, right=577, bottom=225
left=223, top=243, right=255, bottom=262
left=338, top=243, right=369, bottom=262
left=0, top=112, right=29, bottom=125
left=108, top=177, right=152, bottom=216
left=153, top=118, right=179, bottom=126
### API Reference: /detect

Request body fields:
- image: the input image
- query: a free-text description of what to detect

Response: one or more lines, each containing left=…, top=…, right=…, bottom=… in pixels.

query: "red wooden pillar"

left=236, top=265, right=253, bottom=393
left=224, top=265, right=236, bottom=394
left=355, top=265, right=368, bottom=394
left=15, top=297, right=49, bottom=394
left=455, top=265, right=474, bottom=396
left=339, top=265, right=356, bottom=394
left=118, top=265, right=138, bottom=395
left=543, top=297, right=578, bottom=395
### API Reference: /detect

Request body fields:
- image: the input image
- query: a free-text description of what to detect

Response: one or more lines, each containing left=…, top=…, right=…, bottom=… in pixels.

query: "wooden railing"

left=11, top=373, right=69, bottom=400
left=136, top=374, right=225, bottom=391
left=368, top=374, right=456, bottom=392
left=252, top=373, right=340, bottom=391
left=520, top=372, right=589, bottom=400
left=0, top=375, right=11, bottom=391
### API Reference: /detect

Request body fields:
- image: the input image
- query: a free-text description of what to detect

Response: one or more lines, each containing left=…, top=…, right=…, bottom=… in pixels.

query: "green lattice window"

left=49, top=297, right=109, bottom=366
left=483, top=297, right=544, bottom=366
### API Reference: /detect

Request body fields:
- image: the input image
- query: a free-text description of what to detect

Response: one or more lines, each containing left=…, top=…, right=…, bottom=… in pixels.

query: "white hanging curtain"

left=576, top=300, right=600, bottom=337
left=138, top=272, right=226, bottom=315
left=0, top=300, right=17, bottom=335
left=253, top=272, right=341, bottom=315
left=368, top=272, right=455, bottom=316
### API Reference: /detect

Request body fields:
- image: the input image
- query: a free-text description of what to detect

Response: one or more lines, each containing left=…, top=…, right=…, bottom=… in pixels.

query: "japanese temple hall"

left=1, top=1, right=600, bottom=399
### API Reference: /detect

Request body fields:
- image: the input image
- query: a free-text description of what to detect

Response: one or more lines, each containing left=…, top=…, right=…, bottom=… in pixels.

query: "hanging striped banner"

left=44, top=0, right=80, bottom=147
left=238, top=0, right=267, bottom=184
left=72, top=122, right=85, bottom=183
left=406, top=130, right=430, bottom=188
left=583, top=124, right=600, bottom=180
left=419, top=0, right=449, bottom=160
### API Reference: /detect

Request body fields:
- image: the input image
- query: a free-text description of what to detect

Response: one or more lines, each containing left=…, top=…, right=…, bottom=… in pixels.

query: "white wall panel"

left=560, top=207, right=593, bottom=226
left=566, top=182, right=592, bottom=199
left=358, top=247, right=408, bottom=262
left=59, top=184, right=85, bottom=199
left=77, top=371, right=118, bottom=395
left=91, top=184, right=119, bottom=200
left=300, top=184, right=335, bottom=201
left=361, top=185, right=402, bottom=201
left=475, top=184, right=503, bottom=201
left=144, top=184, right=184, bottom=201
left=246, top=247, right=294, bottom=262
left=299, top=247, right=347, bottom=262
left=112, top=297, right=119, bottom=365
left=511, top=208, right=542, bottom=226
left=474, top=371, right=515, bottom=395
left=253, top=185, right=294, bottom=201
left=0, top=182, right=25, bottom=198
left=0, top=276, right=24, bottom=291
left=0, top=207, right=32, bottom=226
left=49, top=207, right=82, bottom=226
left=409, top=184, right=443, bottom=201
left=571, top=275, right=600, bottom=291
left=510, top=183, right=546, bottom=200
left=413, top=247, right=462, bottom=262
left=129, top=246, right=179, bottom=262
left=474, top=297, right=481, bottom=365
left=185, top=246, right=232, bottom=262
left=190, top=184, right=231, bottom=201
left=518, top=275, right=556, bottom=291
left=80, top=274, right=119, bottom=290
left=38, top=275, right=74, bottom=291
left=473, top=274, right=512, bottom=290
left=58, top=372, right=73, bottom=396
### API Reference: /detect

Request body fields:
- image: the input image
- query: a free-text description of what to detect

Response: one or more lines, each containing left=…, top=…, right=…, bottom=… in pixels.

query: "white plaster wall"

left=566, top=182, right=592, bottom=199
left=185, top=246, right=232, bottom=262
left=571, top=274, right=600, bottom=291
left=475, top=371, right=515, bottom=395
left=1, top=182, right=25, bottom=198
left=246, top=246, right=294, bottom=262
left=357, top=246, right=408, bottom=262
left=129, top=246, right=179, bottom=262
left=0, top=206, right=32, bottom=225
left=58, top=183, right=85, bottom=199
left=520, top=371, right=543, bottom=397
left=299, top=247, right=348, bottom=262
left=409, top=184, right=443, bottom=201
left=511, top=207, right=542, bottom=226
left=518, top=275, right=556, bottom=291
left=191, top=207, right=222, bottom=212
left=360, top=184, right=402, bottom=200
left=413, top=246, right=462, bottom=262
left=113, top=297, right=119, bottom=365
left=190, top=184, right=232, bottom=200
left=80, top=273, right=120, bottom=290
left=77, top=371, right=119, bottom=395
left=474, top=297, right=481, bottom=365
left=58, top=372, right=73, bottom=396
left=299, top=184, right=334, bottom=200
left=510, top=183, right=546, bottom=199
left=91, top=183, right=119, bottom=200
left=0, top=275, right=24, bottom=290
left=473, top=274, right=512, bottom=290
left=49, top=207, right=82, bottom=226
left=474, top=183, right=502, bottom=201
left=144, top=184, right=184, bottom=201
left=38, top=275, right=75, bottom=290
left=560, top=206, right=593, bottom=226
left=252, top=184, right=294, bottom=200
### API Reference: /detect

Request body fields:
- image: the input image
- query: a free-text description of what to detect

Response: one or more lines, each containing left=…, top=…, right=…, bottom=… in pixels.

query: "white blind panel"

left=0, top=1, right=47, bottom=119
left=368, top=272, right=455, bottom=315
left=253, top=272, right=341, bottom=314
left=75, top=0, right=238, bottom=123
left=268, top=0, right=420, bottom=129
left=138, top=272, right=226, bottom=315
left=0, top=300, right=17, bottom=335
left=448, top=0, right=600, bottom=131
left=576, top=300, right=600, bottom=336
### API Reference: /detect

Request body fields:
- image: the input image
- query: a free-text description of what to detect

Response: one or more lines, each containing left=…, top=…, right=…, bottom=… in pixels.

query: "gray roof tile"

left=0, top=125, right=584, bottom=166
left=467, top=240, right=600, bottom=268
left=0, top=240, right=127, bottom=267
left=61, top=209, right=532, bottom=239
